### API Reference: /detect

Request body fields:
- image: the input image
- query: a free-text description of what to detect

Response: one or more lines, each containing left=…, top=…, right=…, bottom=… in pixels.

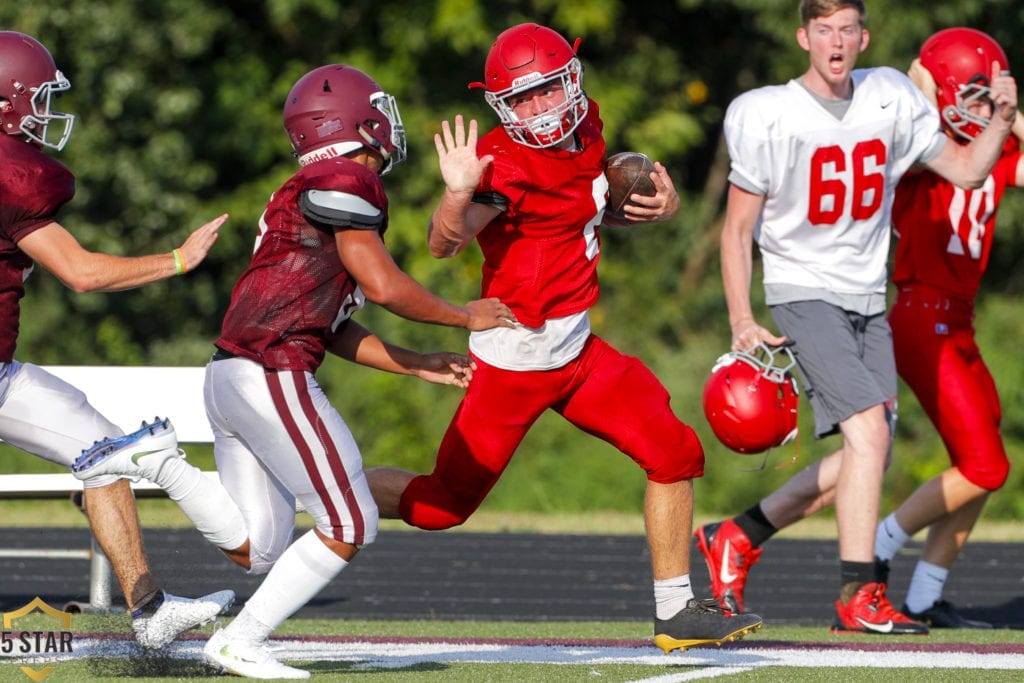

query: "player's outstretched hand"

left=435, top=115, right=494, bottom=194
left=463, top=297, right=517, bottom=331
left=907, top=58, right=938, bottom=106
left=416, top=352, right=477, bottom=388
left=177, top=213, right=228, bottom=272
left=991, top=61, right=1018, bottom=124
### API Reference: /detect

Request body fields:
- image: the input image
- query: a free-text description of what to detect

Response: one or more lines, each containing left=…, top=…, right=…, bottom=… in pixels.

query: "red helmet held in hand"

left=283, top=64, right=406, bottom=174
left=470, top=23, right=588, bottom=149
left=919, top=27, right=1009, bottom=142
left=0, top=31, right=74, bottom=150
left=703, top=344, right=799, bottom=455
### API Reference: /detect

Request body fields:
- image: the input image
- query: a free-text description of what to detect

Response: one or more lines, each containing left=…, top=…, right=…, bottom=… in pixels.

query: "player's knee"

left=643, top=423, right=705, bottom=484
left=245, top=532, right=292, bottom=575
left=961, top=458, right=1010, bottom=492
left=399, top=476, right=480, bottom=530
left=882, top=448, right=894, bottom=472
left=247, top=552, right=276, bottom=576
left=322, top=514, right=378, bottom=549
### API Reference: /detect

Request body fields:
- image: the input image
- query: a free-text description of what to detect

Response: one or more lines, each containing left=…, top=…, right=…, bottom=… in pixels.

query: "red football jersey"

left=891, top=148, right=1022, bottom=299
left=0, top=135, right=75, bottom=362
left=216, top=157, right=388, bottom=372
left=474, top=100, right=608, bottom=327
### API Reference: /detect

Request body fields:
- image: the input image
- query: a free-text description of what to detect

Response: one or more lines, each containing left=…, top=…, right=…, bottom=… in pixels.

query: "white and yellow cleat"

left=654, top=597, right=763, bottom=654
left=204, top=628, right=311, bottom=680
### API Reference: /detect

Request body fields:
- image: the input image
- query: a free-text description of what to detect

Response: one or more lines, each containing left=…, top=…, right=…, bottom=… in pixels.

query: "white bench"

left=0, top=365, right=213, bottom=612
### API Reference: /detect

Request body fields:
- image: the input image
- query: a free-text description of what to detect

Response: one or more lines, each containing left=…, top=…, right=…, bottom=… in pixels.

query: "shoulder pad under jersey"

left=300, top=189, right=384, bottom=230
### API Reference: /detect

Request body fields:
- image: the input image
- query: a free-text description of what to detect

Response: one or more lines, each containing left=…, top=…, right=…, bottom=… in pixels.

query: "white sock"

left=654, top=575, right=694, bottom=620
left=235, top=529, right=349, bottom=635
left=874, top=513, right=910, bottom=562
left=904, top=560, right=948, bottom=614
left=153, top=456, right=248, bottom=550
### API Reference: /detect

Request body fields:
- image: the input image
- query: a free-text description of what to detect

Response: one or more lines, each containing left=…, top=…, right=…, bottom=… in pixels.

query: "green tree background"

left=2, top=0, right=1023, bottom=521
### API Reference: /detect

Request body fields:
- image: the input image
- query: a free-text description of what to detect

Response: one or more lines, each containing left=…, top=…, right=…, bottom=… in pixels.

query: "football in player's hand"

left=605, top=152, right=657, bottom=220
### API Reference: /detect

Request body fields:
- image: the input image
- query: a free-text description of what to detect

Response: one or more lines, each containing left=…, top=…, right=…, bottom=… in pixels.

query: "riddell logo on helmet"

left=511, top=73, right=544, bottom=90
left=298, top=143, right=345, bottom=167
left=315, top=118, right=343, bottom=138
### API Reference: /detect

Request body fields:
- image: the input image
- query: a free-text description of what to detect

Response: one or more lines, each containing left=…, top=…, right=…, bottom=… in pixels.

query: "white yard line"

left=13, top=638, right=1024, bottom=672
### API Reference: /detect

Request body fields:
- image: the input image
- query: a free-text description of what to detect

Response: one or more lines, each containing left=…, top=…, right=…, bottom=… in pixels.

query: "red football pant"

left=400, top=335, right=704, bottom=530
left=890, top=287, right=1009, bottom=491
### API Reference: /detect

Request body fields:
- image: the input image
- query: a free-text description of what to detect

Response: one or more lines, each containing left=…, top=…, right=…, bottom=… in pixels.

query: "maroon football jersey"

left=0, top=135, right=75, bottom=362
left=474, top=100, right=608, bottom=327
left=216, top=157, right=388, bottom=372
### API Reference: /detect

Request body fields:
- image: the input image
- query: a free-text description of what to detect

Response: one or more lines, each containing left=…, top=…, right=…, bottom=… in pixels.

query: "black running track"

left=1, top=527, right=1021, bottom=628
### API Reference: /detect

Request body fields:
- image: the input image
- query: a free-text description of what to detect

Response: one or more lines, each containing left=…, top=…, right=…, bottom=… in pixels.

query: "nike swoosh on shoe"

left=719, top=540, right=739, bottom=583
left=131, top=450, right=165, bottom=465
left=855, top=617, right=894, bottom=633
left=221, top=647, right=258, bottom=665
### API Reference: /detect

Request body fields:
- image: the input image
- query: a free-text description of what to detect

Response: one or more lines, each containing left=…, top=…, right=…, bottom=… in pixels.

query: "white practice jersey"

left=725, top=66, right=946, bottom=297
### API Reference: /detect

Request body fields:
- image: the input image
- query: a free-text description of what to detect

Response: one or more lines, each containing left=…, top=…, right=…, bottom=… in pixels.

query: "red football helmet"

left=470, top=23, right=588, bottom=149
left=703, top=344, right=799, bottom=455
left=0, top=31, right=74, bottom=150
left=283, top=64, right=406, bottom=175
left=919, top=27, right=1008, bottom=142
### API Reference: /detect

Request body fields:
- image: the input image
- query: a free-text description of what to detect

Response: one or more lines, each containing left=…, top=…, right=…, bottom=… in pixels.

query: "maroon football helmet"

left=470, top=23, right=587, bottom=149
left=0, top=31, right=74, bottom=150
left=703, top=344, right=799, bottom=455
left=283, top=64, right=406, bottom=174
left=919, top=27, right=1009, bottom=142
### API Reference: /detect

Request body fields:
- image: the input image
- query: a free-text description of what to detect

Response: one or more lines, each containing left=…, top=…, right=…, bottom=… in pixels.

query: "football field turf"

left=2, top=526, right=1022, bottom=680
left=3, top=618, right=1024, bottom=681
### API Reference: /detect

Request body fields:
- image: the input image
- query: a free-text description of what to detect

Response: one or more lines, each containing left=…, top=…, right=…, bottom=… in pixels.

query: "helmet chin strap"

left=737, top=431, right=801, bottom=473
left=357, top=126, right=388, bottom=158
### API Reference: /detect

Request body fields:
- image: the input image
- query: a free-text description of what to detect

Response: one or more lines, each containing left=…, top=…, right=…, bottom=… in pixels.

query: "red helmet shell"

left=470, top=23, right=587, bottom=148
left=703, top=347, right=799, bottom=455
left=920, top=27, right=1008, bottom=142
left=283, top=64, right=406, bottom=174
left=0, top=31, right=74, bottom=149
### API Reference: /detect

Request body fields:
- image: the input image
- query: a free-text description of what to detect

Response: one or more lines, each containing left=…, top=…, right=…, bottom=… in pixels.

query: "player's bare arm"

left=926, top=62, right=1017, bottom=188
left=428, top=115, right=498, bottom=258
left=327, top=319, right=476, bottom=388
left=1010, top=109, right=1024, bottom=187
left=720, top=185, right=786, bottom=352
left=17, top=213, right=227, bottom=292
left=337, top=227, right=515, bottom=331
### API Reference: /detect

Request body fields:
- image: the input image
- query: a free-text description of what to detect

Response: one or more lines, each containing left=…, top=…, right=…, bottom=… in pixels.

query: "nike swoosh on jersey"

left=719, top=540, right=739, bottom=583
left=855, top=617, right=895, bottom=633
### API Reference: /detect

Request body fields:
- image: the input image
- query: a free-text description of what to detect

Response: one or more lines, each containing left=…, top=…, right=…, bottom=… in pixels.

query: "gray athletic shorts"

left=770, top=300, right=897, bottom=439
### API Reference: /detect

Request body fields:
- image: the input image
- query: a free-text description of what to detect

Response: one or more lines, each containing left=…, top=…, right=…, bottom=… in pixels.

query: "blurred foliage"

left=3, top=0, right=1024, bottom=521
